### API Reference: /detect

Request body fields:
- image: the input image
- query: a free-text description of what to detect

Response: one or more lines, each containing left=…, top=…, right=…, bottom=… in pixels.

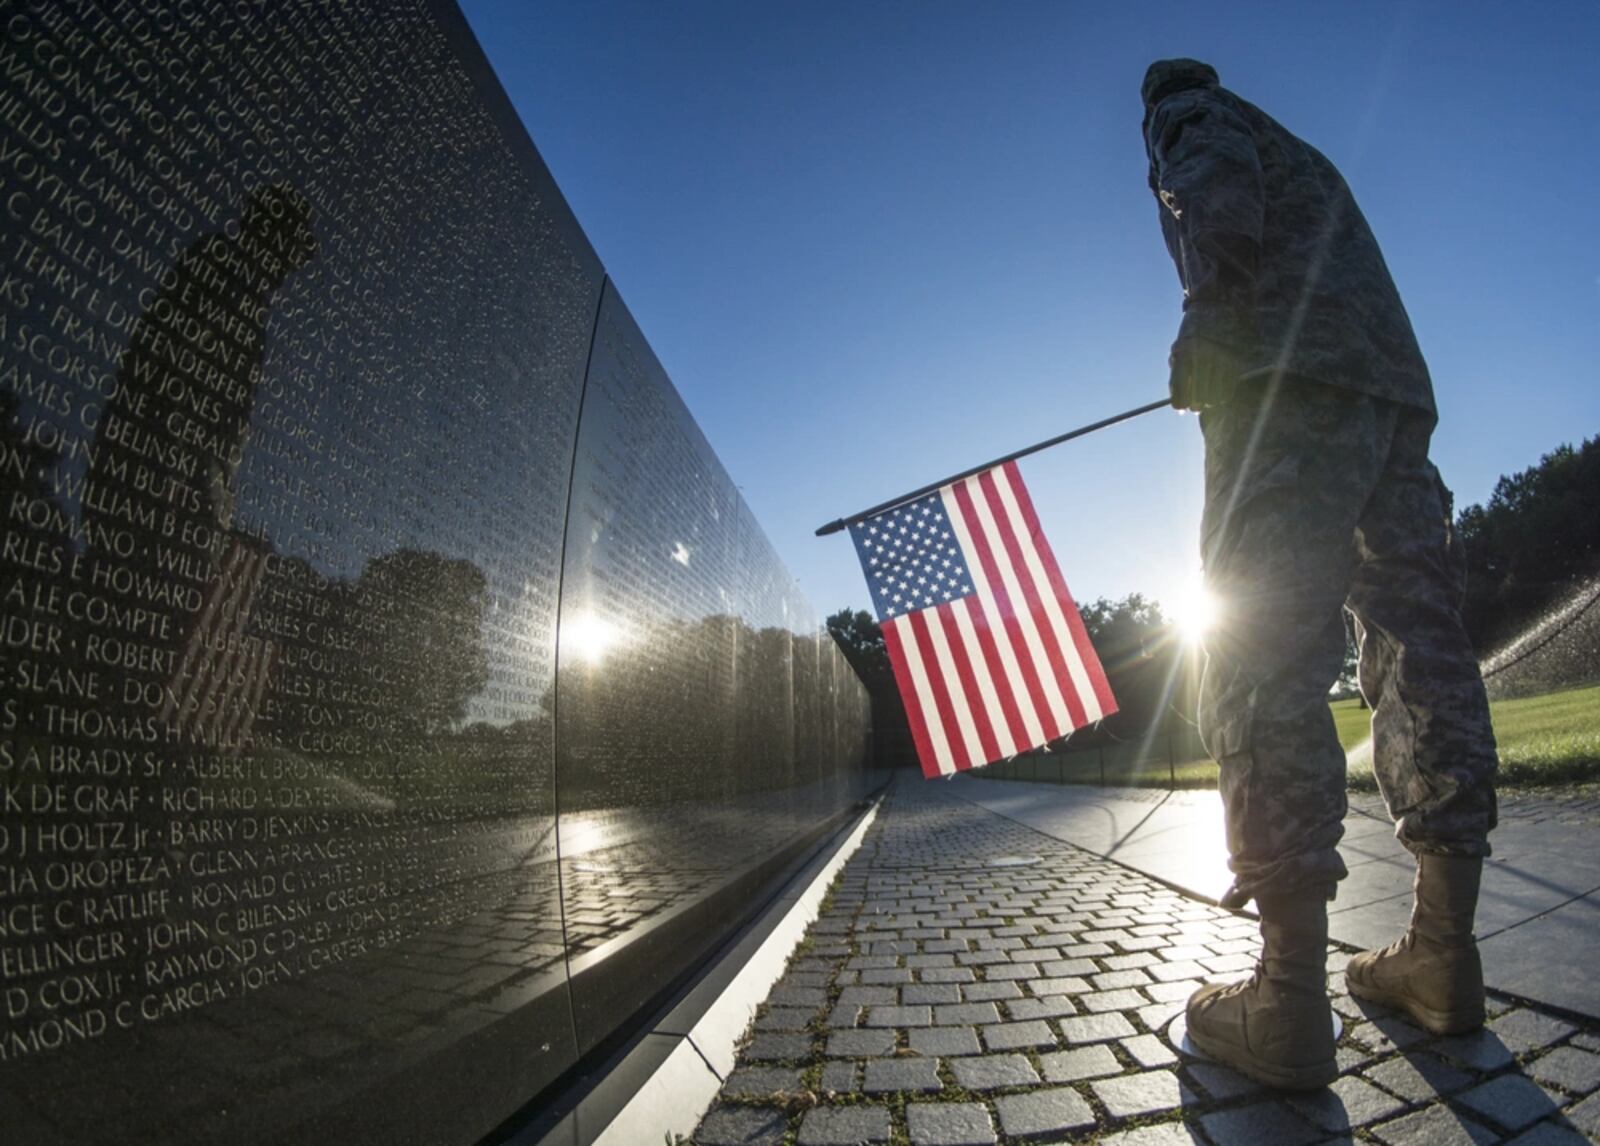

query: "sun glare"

left=1172, top=580, right=1220, bottom=645
left=563, top=612, right=623, bottom=666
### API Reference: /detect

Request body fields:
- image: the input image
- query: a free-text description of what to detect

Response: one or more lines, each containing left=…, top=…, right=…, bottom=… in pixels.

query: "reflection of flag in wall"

left=850, top=461, right=1116, bottom=779
left=162, top=540, right=276, bottom=747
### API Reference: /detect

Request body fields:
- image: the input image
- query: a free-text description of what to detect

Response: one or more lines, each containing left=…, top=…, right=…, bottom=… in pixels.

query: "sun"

left=1170, top=579, right=1220, bottom=645
left=562, top=611, right=624, bottom=666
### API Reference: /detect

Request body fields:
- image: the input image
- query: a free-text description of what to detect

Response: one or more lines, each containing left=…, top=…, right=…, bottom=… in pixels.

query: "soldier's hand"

left=1169, top=337, right=1249, bottom=411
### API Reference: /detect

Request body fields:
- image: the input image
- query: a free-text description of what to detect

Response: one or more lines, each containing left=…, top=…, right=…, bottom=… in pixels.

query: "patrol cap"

left=1142, top=58, right=1220, bottom=108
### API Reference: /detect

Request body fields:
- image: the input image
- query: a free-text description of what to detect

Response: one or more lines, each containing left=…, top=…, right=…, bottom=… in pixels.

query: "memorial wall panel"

left=556, top=288, right=876, bottom=1053
left=0, top=2, right=602, bottom=1141
left=0, top=2, right=877, bottom=1143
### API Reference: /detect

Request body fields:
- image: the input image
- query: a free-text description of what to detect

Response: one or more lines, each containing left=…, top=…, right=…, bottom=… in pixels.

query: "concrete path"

left=691, top=776, right=1599, bottom=1145
left=950, top=776, right=1600, bottom=1023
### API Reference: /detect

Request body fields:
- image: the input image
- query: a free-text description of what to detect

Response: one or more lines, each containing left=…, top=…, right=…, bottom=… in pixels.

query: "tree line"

left=1458, top=435, right=1600, bottom=652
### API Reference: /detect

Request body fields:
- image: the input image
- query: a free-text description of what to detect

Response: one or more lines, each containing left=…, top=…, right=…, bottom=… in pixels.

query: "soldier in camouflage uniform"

left=1142, top=58, right=1499, bottom=1088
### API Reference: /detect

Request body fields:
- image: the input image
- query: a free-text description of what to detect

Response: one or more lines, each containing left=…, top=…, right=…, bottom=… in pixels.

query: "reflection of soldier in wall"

left=82, top=185, right=317, bottom=745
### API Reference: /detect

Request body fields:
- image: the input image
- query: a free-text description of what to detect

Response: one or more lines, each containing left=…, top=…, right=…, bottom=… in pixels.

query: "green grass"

left=985, top=683, right=1600, bottom=791
left=1330, top=695, right=1373, bottom=750
left=1341, top=683, right=1600, bottom=790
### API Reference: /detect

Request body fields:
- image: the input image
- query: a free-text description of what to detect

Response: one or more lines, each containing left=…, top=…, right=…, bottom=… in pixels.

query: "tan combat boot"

left=1346, top=853, right=1484, bottom=1034
left=1185, top=890, right=1337, bottom=1090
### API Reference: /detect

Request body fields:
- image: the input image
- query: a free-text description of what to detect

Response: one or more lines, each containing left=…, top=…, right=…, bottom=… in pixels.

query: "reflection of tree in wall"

left=557, top=614, right=839, bottom=810
left=341, top=548, right=491, bottom=738
left=735, top=623, right=799, bottom=792
left=827, top=608, right=914, bottom=768
left=236, top=544, right=500, bottom=796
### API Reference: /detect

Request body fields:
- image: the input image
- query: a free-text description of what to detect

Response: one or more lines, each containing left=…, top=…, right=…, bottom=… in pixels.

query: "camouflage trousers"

left=1197, top=379, right=1498, bottom=909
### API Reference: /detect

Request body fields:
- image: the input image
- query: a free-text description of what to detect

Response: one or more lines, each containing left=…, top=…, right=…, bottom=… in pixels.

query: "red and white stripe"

left=882, top=461, right=1116, bottom=778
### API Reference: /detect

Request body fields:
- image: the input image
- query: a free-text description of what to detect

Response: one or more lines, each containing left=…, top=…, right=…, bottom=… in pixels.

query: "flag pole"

left=814, top=397, right=1173, bottom=537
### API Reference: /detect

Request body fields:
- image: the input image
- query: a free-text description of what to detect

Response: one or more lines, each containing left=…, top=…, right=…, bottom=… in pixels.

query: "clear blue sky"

left=459, top=0, right=1598, bottom=622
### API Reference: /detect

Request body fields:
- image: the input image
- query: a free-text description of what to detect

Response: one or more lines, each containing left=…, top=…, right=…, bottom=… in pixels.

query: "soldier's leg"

left=1187, top=379, right=1400, bottom=1088
left=1343, top=410, right=1497, bottom=1033
left=1346, top=411, right=1498, bottom=853
left=1198, top=379, right=1398, bottom=909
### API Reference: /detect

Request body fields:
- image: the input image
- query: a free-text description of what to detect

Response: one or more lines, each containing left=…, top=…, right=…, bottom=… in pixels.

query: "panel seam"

left=551, top=275, right=611, bottom=1052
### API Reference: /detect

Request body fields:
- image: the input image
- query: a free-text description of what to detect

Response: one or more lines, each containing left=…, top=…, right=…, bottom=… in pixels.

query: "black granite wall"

left=0, top=4, right=881, bottom=1142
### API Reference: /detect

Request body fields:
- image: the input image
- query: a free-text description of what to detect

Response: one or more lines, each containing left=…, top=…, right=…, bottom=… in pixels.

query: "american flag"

left=850, top=461, right=1116, bottom=778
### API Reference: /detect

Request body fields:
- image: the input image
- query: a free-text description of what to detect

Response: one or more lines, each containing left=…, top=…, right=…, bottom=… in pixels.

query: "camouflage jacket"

left=1142, top=59, right=1435, bottom=413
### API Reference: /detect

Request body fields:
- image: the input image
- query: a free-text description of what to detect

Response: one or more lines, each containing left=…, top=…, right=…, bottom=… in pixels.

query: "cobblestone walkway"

left=691, top=778, right=1600, bottom=1145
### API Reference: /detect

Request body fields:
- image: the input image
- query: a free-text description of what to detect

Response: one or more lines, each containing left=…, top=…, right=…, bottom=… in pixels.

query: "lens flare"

left=1172, top=580, right=1220, bottom=645
left=563, top=612, right=623, bottom=666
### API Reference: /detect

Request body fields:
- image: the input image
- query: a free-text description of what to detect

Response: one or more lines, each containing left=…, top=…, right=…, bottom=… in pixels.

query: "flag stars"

left=854, top=490, right=978, bottom=623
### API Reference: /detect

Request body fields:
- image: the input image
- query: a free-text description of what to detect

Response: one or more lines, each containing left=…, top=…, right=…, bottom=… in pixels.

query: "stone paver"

left=863, top=1056, right=943, bottom=1094
left=908, top=1026, right=981, bottom=1056
left=1437, top=1029, right=1519, bottom=1072
left=934, top=1002, right=998, bottom=1026
left=1565, top=1091, right=1600, bottom=1137
left=1505, top=1123, right=1593, bottom=1146
left=1038, top=1044, right=1121, bottom=1083
left=864, top=1004, right=930, bottom=1028
left=1091, top=1070, right=1188, bottom=1118
left=1199, top=1100, right=1322, bottom=1145
left=742, top=1032, right=811, bottom=1061
left=1098, top=1123, right=1208, bottom=1146
left=1371, top=1104, right=1499, bottom=1145
left=825, top=1028, right=894, bottom=1057
left=1288, top=1074, right=1408, bottom=1131
left=721, top=1066, right=802, bottom=1097
left=818, top=1061, right=856, bottom=1093
left=692, top=777, right=1600, bottom=1146
left=1121, top=1032, right=1178, bottom=1068
left=753, top=1006, right=815, bottom=1030
left=797, top=1104, right=892, bottom=1144
left=1528, top=1045, right=1600, bottom=1094
left=1361, top=1051, right=1472, bottom=1101
left=950, top=1053, right=1040, bottom=1091
left=961, top=981, right=1020, bottom=1002
left=1060, top=1011, right=1136, bottom=1043
left=993, top=1086, right=1096, bottom=1139
left=1457, top=1073, right=1565, bottom=1132
left=696, top=1104, right=788, bottom=1145
left=979, top=1019, right=1055, bottom=1051
left=905, top=1102, right=997, bottom=1146
left=1007, top=995, right=1077, bottom=1021
left=1492, top=1008, right=1580, bottom=1052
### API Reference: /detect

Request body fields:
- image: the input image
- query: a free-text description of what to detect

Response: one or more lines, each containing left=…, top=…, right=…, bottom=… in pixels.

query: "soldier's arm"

left=1147, top=89, right=1264, bottom=354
